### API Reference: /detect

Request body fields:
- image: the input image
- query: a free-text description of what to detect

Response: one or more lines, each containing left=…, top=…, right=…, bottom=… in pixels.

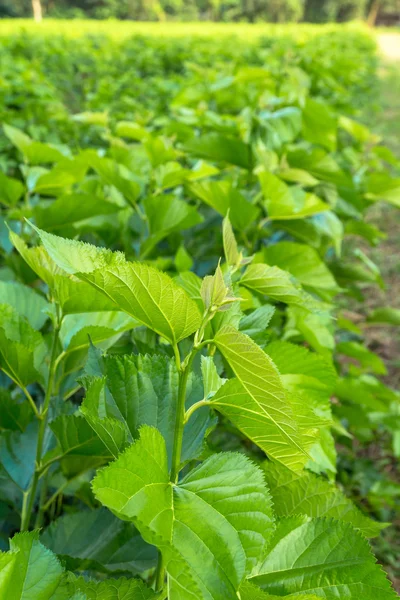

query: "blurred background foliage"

left=0, top=0, right=399, bottom=25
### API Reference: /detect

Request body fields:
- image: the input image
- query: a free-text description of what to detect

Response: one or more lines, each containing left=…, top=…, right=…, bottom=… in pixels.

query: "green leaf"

left=3, top=124, right=66, bottom=164
left=0, top=422, right=39, bottom=490
left=367, top=307, right=400, bottom=326
left=201, top=356, right=226, bottom=399
left=81, top=353, right=214, bottom=467
left=265, top=341, right=336, bottom=406
left=239, top=305, right=275, bottom=346
left=29, top=225, right=202, bottom=344
left=261, top=461, right=387, bottom=538
left=183, top=133, right=251, bottom=169
left=365, top=172, right=400, bottom=207
left=240, top=581, right=320, bottom=600
left=142, top=193, right=202, bottom=253
left=337, top=341, right=387, bottom=375
left=41, top=507, right=157, bottom=574
left=59, top=312, right=137, bottom=352
left=89, top=155, right=140, bottom=206
left=50, top=414, right=114, bottom=476
left=260, top=107, right=302, bottom=148
left=0, top=281, right=49, bottom=330
left=258, top=171, right=329, bottom=220
left=93, top=427, right=274, bottom=595
left=0, top=304, right=47, bottom=387
left=0, top=389, right=31, bottom=432
left=249, top=516, right=397, bottom=599
left=34, top=193, right=121, bottom=232
left=188, top=180, right=259, bottom=230
left=241, top=264, right=320, bottom=312
left=212, top=327, right=308, bottom=471
left=261, top=242, right=339, bottom=299
left=69, top=576, right=158, bottom=600
left=0, top=531, right=63, bottom=600
left=302, top=98, right=337, bottom=151
left=0, top=171, right=24, bottom=207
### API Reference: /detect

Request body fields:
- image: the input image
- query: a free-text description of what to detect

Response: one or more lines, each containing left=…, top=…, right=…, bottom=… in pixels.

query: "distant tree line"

left=0, top=0, right=399, bottom=25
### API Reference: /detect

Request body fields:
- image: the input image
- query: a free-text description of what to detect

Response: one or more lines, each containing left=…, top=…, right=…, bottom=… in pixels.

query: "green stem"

left=21, top=385, right=40, bottom=419
left=154, top=550, right=165, bottom=592
left=170, top=361, right=191, bottom=484
left=34, top=473, right=48, bottom=528
left=20, top=315, right=62, bottom=531
left=184, top=399, right=210, bottom=424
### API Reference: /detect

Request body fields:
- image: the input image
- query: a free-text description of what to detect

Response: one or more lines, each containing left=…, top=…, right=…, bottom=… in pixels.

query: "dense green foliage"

left=0, top=22, right=399, bottom=599
left=1, top=0, right=399, bottom=23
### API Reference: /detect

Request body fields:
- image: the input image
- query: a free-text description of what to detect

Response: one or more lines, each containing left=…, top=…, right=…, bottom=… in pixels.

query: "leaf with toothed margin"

left=92, top=426, right=275, bottom=598
left=81, top=353, right=215, bottom=469
left=0, top=530, right=63, bottom=599
left=249, top=516, right=398, bottom=599
left=28, top=223, right=202, bottom=344
left=211, top=326, right=309, bottom=472
left=261, top=461, right=388, bottom=538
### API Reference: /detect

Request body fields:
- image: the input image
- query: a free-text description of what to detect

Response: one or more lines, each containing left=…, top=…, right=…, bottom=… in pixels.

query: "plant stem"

left=154, top=550, right=165, bottom=592
left=170, top=362, right=191, bottom=484
left=20, top=315, right=61, bottom=531
left=184, top=399, right=210, bottom=424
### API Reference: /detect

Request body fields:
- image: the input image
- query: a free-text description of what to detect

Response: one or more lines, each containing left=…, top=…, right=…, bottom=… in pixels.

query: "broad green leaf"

left=175, top=245, right=193, bottom=272
left=0, top=389, right=31, bottom=432
left=41, top=508, right=156, bottom=574
left=201, top=356, right=226, bottom=398
left=261, top=461, right=387, bottom=538
left=212, top=327, right=308, bottom=471
left=59, top=312, right=137, bottom=352
left=188, top=179, right=259, bottom=230
left=0, top=531, right=63, bottom=600
left=0, top=422, right=39, bottom=490
left=183, top=133, right=251, bottom=169
left=0, top=171, right=24, bottom=207
left=345, top=220, right=386, bottom=246
left=0, top=281, right=49, bottom=329
left=30, top=225, right=202, bottom=344
left=264, top=342, right=336, bottom=474
left=287, top=147, right=353, bottom=191
left=240, top=581, right=320, bottom=600
left=365, top=172, right=400, bottom=207
left=259, top=107, right=302, bottom=148
left=142, top=193, right=202, bottom=253
left=81, top=353, right=214, bottom=467
left=239, top=305, right=275, bottom=346
left=241, top=264, right=320, bottom=312
left=337, top=341, right=387, bottom=375
left=69, top=576, right=158, bottom=600
left=93, top=426, right=274, bottom=597
left=367, top=307, right=400, bottom=326
left=34, top=193, right=121, bottom=232
left=258, top=171, right=329, bottom=220
left=49, top=414, right=114, bottom=476
left=249, top=516, right=397, bottom=599
left=89, top=155, right=141, bottom=206
left=302, top=98, right=337, bottom=151
left=0, top=304, right=47, bottom=387
left=261, top=242, right=339, bottom=299
left=265, top=341, right=336, bottom=407
left=3, top=124, right=66, bottom=164
left=286, top=306, right=335, bottom=355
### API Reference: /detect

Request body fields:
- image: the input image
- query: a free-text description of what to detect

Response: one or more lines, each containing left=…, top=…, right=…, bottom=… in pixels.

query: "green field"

left=0, top=20, right=399, bottom=599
